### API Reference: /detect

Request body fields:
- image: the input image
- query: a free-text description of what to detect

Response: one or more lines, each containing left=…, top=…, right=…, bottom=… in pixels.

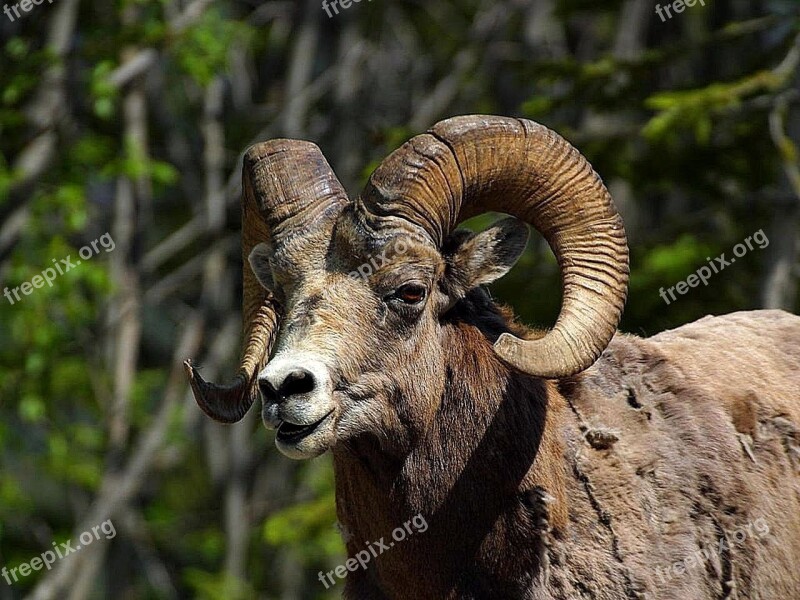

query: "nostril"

left=258, top=377, right=279, bottom=403
left=279, top=368, right=316, bottom=398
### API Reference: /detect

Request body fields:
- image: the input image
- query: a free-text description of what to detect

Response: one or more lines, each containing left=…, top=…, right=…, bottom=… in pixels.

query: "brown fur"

left=334, top=301, right=800, bottom=599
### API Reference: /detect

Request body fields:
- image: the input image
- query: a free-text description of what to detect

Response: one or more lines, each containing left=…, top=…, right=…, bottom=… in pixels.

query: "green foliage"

left=169, top=9, right=254, bottom=87
left=644, top=70, right=784, bottom=143
left=90, top=60, right=121, bottom=120
left=184, top=569, right=258, bottom=600
left=263, top=459, right=343, bottom=560
left=263, top=495, right=343, bottom=559
left=101, top=135, right=179, bottom=185
left=1, top=38, right=55, bottom=120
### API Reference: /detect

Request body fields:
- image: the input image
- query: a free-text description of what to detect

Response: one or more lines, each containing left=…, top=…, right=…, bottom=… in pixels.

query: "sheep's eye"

left=392, top=283, right=427, bottom=304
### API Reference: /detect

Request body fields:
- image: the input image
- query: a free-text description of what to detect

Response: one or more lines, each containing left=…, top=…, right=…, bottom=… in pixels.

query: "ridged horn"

left=359, top=115, right=629, bottom=378
left=186, top=140, right=349, bottom=422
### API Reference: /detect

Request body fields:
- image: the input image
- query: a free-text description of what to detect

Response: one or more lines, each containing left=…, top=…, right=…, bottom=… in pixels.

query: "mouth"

left=275, top=410, right=334, bottom=445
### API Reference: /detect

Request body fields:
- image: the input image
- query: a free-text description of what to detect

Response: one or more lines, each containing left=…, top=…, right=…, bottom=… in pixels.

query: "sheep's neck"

left=332, top=324, right=569, bottom=596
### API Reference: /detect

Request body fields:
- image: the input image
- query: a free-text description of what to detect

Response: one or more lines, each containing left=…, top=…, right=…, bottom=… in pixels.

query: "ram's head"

left=185, top=115, right=629, bottom=460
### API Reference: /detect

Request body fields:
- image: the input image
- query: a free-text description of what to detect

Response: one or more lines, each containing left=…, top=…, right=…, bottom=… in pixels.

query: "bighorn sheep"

left=185, top=115, right=800, bottom=599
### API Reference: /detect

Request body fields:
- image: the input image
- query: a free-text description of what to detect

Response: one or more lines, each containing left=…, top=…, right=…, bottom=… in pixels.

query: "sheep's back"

left=556, top=309, right=800, bottom=599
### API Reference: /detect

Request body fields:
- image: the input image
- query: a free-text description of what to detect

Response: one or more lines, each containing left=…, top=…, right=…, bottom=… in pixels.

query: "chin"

left=274, top=412, right=335, bottom=459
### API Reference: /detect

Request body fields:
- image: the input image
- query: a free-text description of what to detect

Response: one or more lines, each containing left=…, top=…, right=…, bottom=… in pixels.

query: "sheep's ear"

left=248, top=242, right=275, bottom=291
left=445, top=218, right=529, bottom=293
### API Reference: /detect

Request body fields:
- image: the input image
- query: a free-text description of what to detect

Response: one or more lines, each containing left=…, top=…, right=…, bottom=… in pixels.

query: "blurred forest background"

left=1, top=0, right=799, bottom=598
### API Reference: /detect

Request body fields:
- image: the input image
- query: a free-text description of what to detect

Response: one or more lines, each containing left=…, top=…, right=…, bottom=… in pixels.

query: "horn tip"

left=184, top=358, right=206, bottom=393
left=494, top=333, right=590, bottom=379
left=183, top=359, right=250, bottom=424
left=183, top=358, right=210, bottom=409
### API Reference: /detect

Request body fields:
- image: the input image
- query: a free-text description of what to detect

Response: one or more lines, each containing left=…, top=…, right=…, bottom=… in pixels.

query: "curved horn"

left=185, top=140, right=349, bottom=422
left=359, top=115, right=629, bottom=378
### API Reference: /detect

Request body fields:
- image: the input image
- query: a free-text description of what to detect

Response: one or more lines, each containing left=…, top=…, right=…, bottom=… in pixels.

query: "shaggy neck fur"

left=333, top=294, right=571, bottom=599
